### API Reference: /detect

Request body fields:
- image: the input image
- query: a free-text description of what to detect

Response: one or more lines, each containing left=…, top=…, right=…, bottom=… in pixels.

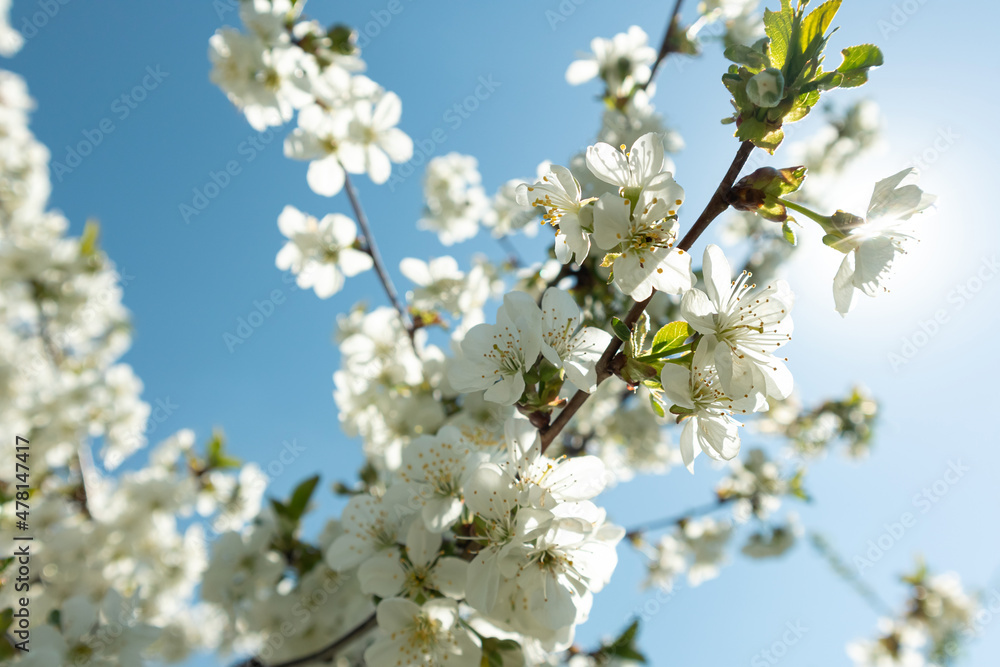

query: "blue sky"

left=7, top=0, right=1000, bottom=664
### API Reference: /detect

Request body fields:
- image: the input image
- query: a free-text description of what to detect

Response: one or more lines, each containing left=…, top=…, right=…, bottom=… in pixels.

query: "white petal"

left=375, top=597, right=421, bottom=633
left=306, top=157, right=345, bottom=197
left=586, top=142, right=631, bottom=188
left=565, top=58, right=600, bottom=85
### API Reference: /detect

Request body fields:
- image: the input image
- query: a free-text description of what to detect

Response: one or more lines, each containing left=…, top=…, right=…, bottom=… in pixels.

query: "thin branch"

left=496, top=234, right=523, bottom=268
left=31, top=285, right=95, bottom=516
left=624, top=498, right=731, bottom=540
left=642, top=0, right=686, bottom=90
left=540, top=141, right=755, bottom=451
left=809, top=532, right=895, bottom=617
left=342, top=173, right=415, bottom=343
left=31, top=282, right=63, bottom=367
left=231, top=612, right=378, bottom=667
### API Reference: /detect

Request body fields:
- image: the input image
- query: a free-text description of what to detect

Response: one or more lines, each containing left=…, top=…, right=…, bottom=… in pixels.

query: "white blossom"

left=275, top=206, right=373, bottom=298
left=831, top=168, right=936, bottom=315
left=682, top=244, right=793, bottom=403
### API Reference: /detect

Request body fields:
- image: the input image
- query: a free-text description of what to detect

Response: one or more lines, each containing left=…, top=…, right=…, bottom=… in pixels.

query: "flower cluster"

left=0, top=69, right=273, bottom=664
left=848, top=565, right=981, bottom=667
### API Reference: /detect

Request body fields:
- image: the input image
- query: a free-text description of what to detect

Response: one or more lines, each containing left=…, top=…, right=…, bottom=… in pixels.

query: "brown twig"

left=642, top=0, right=686, bottom=90
left=624, top=498, right=731, bottom=540
left=230, top=613, right=378, bottom=667
left=539, top=141, right=755, bottom=451
left=342, top=173, right=415, bottom=344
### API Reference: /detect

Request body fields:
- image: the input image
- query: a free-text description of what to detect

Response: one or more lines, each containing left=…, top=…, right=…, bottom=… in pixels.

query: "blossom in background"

left=346, top=90, right=413, bottom=184
left=419, top=153, right=491, bottom=245
left=830, top=168, right=936, bottom=315
left=847, top=618, right=927, bottom=667
left=0, top=0, right=22, bottom=56
left=400, top=255, right=491, bottom=321
left=516, top=164, right=594, bottom=264
left=565, top=26, right=656, bottom=96
left=682, top=244, right=793, bottom=404
left=239, top=0, right=301, bottom=45
left=208, top=30, right=313, bottom=131
left=275, top=205, right=373, bottom=298
left=283, top=103, right=364, bottom=196
left=486, top=178, right=540, bottom=238
left=592, top=174, right=694, bottom=300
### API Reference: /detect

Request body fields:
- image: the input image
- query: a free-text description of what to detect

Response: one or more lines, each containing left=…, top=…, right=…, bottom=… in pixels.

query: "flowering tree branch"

left=540, top=140, right=755, bottom=451
left=231, top=612, right=378, bottom=667
left=343, top=173, right=415, bottom=342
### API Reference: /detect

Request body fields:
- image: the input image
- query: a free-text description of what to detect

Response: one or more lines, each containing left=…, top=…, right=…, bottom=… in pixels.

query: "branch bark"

left=539, top=141, right=755, bottom=451
left=231, top=612, right=378, bottom=667
left=343, top=173, right=415, bottom=343
left=642, top=0, right=686, bottom=90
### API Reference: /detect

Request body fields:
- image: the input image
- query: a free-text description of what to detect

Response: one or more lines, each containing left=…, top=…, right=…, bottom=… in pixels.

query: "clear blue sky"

left=7, top=0, right=1000, bottom=664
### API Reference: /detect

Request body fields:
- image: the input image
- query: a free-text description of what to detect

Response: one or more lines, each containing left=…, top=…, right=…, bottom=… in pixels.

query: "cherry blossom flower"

left=830, top=168, right=936, bottom=314
left=565, top=26, right=656, bottom=96
left=275, top=206, right=373, bottom=298
left=586, top=132, right=672, bottom=195
left=396, top=426, right=485, bottom=532
left=538, top=287, right=613, bottom=392
left=346, top=91, right=413, bottom=184
left=448, top=292, right=543, bottom=405
left=516, top=164, right=595, bottom=264
left=659, top=346, right=758, bottom=472
left=681, top=244, right=794, bottom=403
left=283, top=104, right=364, bottom=196
left=357, top=521, right=468, bottom=599
left=592, top=174, right=694, bottom=300
left=364, top=598, right=481, bottom=667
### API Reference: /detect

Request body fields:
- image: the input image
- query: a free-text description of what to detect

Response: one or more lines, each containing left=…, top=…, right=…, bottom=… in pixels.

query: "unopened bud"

left=746, top=68, right=785, bottom=108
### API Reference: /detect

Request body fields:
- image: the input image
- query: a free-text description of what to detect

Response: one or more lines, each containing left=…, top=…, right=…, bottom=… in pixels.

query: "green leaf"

left=631, top=311, right=650, bottom=356
left=270, top=498, right=290, bottom=519
left=599, top=619, right=648, bottom=664
left=799, top=0, right=842, bottom=56
left=763, top=0, right=794, bottom=71
left=611, top=317, right=631, bottom=344
left=649, top=394, right=666, bottom=418
left=836, top=44, right=884, bottom=87
left=79, top=220, right=101, bottom=257
left=724, top=43, right=769, bottom=70
left=651, top=321, right=693, bottom=355
left=288, top=474, right=320, bottom=520
left=782, top=220, right=798, bottom=245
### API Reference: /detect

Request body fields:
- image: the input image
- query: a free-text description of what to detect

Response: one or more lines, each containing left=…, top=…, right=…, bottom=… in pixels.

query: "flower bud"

left=746, top=68, right=785, bottom=108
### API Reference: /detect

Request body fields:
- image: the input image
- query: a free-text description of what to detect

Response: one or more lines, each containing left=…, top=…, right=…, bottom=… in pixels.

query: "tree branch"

left=539, top=141, right=755, bottom=451
left=642, top=0, right=686, bottom=90
left=624, top=498, right=731, bottom=540
left=231, top=612, right=378, bottom=667
left=343, top=173, right=415, bottom=343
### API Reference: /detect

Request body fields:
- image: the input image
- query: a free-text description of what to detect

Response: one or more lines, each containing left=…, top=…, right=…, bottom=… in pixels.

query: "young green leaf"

left=288, top=474, right=320, bottom=520
left=651, top=321, right=693, bottom=355
left=836, top=44, right=884, bottom=87
left=611, top=317, right=632, bottom=344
